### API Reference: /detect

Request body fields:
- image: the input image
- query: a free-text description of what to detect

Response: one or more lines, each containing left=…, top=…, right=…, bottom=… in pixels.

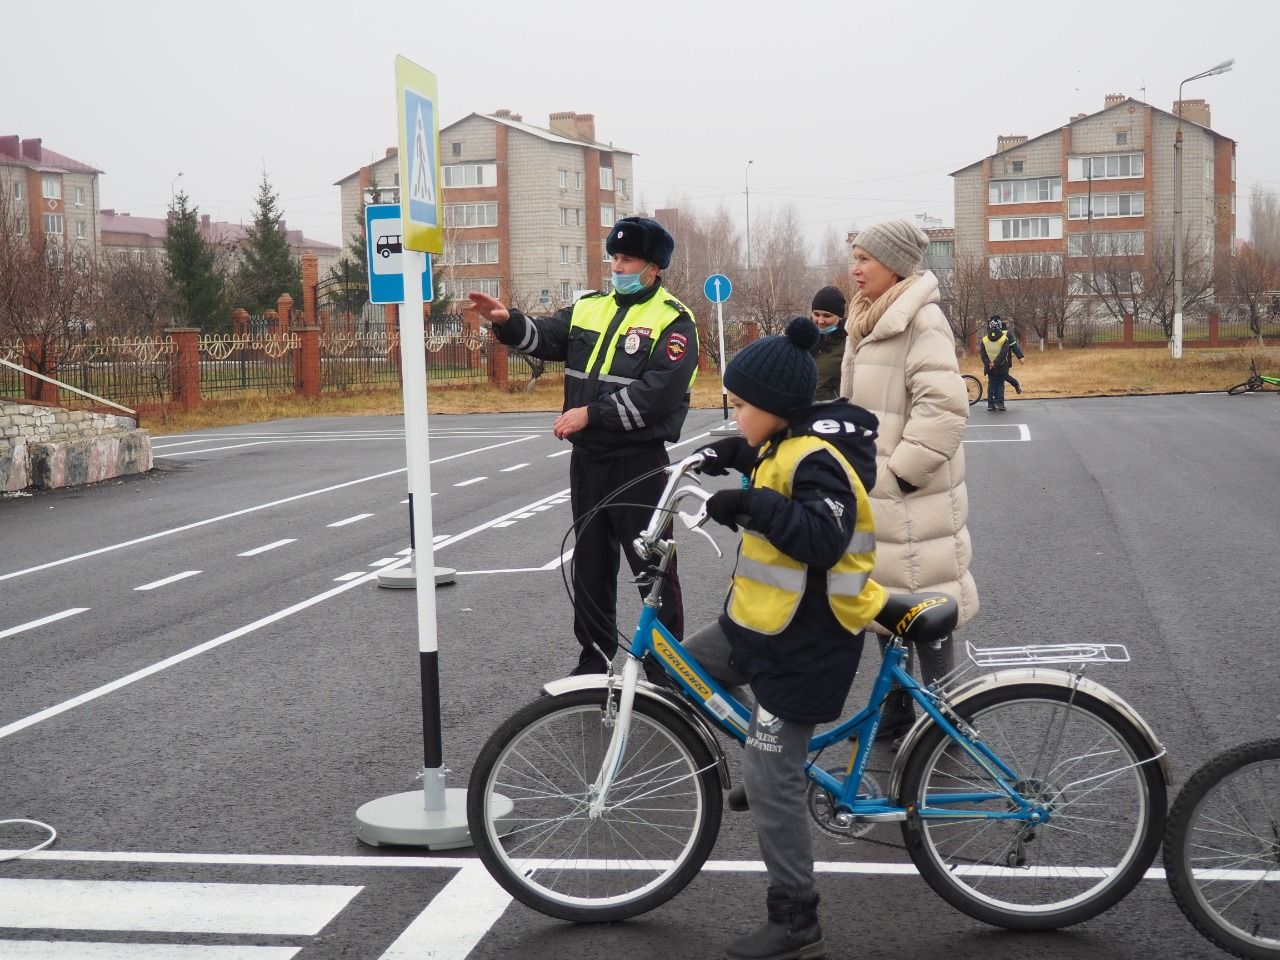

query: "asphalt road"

left=1, top=393, right=1277, bottom=959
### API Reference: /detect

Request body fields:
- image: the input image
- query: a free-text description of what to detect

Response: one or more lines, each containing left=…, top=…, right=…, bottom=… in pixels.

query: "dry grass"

left=143, top=344, right=1280, bottom=436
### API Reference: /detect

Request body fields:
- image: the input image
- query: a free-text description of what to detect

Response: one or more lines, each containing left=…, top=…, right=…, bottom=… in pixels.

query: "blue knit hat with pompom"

left=724, top=316, right=820, bottom=418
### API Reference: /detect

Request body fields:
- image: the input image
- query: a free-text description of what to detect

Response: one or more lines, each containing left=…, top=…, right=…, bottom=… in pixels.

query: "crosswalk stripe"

left=377, top=863, right=510, bottom=960
left=0, top=878, right=361, bottom=935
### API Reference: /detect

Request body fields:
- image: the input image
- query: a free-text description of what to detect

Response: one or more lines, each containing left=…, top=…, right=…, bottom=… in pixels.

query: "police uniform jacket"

left=491, top=282, right=698, bottom=457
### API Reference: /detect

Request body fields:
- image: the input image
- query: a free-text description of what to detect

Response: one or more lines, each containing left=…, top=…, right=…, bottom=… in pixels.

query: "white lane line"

left=453, top=476, right=486, bottom=487
left=0, top=435, right=537, bottom=584
left=237, top=539, right=296, bottom=557
left=327, top=513, right=374, bottom=528
left=541, top=548, right=574, bottom=570
left=155, top=437, right=403, bottom=458
left=0, top=945, right=299, bottom=959
left=458, top=547, right=575, bottom=575
left=334, top=572, right=364, bottom=582
left=0, top=878, right=361, bottom=934
left=377, top=863, right=510, bottom=960
left=369, top=558, right=399, bottom=567
left=0, top=608, right=90, bottom=640
left=962, top=423, right=1031, bottom=443
left=500, top=463, right=528, bottom=472
left=515, top=512, right=535, bottom=519
left=546, top=449, right=571, bottom=458
left=492, top=521, right=517, bottom=529
left=0, top=487, right=569, bottom=741
left=134, top=571, right=201, bottom=592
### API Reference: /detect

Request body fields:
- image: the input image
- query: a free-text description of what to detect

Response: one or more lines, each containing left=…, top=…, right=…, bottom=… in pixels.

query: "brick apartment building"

left=0, top=136, right=103, bottom=261
left=335, top=109, right=635, bottom=309
left=951, top=95, right=1236, bottom=317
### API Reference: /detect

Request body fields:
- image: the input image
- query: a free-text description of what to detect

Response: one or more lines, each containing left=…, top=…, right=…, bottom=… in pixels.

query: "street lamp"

left=170, top=171, right=184, bottom=209
left=1172, top=58, right=1233, bottom=359
left=744, top=159, right=754, bottom=279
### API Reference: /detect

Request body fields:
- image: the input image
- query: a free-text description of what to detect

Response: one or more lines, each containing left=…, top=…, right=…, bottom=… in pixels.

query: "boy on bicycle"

left=690, top=316, right=887, bottom=960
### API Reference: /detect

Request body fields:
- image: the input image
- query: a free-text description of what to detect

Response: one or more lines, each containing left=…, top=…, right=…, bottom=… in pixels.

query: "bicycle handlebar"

left=633, top=453, right=716, bottom=559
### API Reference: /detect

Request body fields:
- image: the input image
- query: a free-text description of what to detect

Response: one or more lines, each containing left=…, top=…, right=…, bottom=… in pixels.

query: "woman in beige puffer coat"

left=839, top=219, right=978, bottom=737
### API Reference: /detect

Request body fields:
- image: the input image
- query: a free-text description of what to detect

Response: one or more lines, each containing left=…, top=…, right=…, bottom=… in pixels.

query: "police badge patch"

left=624, top=332, right=641, bottom=354
left=666, top=332, right=688, bottom=362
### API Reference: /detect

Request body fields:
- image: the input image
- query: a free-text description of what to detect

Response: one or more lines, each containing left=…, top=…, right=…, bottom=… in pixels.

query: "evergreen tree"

left=236, top=173, right=303, bottom=313
left=164, top=191, right=225, bottom=331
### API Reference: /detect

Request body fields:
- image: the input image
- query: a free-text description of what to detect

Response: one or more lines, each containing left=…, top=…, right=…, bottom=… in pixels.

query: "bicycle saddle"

left=873, top=592, right=959, bottom=645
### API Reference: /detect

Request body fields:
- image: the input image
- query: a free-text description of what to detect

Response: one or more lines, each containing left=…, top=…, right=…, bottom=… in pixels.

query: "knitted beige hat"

left=852, top=219, right=929, bottom=279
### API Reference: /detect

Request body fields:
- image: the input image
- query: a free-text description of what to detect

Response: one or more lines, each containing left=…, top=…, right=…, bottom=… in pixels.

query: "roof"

left=0, top=142, right=102, bottom=175
left=100, top=210, right=340, bottom=250
left=948, top=97, right=1235, bottom=177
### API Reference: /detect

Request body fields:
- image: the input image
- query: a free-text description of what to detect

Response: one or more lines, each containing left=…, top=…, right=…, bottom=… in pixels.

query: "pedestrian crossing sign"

left=395, top=56, right=442, bottom=254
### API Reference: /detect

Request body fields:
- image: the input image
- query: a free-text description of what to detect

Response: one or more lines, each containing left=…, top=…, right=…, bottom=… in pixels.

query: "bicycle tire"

left=897, top=683, right=1166, bottom=930
left=1227, top=380, right=1260, bottom=396
left=962, top=374, right=983, bottom=406
left=1164, top=737, right=1280, bottom=959
left=466, top=688, right=723, bottom=922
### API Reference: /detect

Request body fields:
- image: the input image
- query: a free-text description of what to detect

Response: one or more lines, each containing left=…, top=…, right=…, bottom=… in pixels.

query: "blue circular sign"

left=703, top=274, right=733, bottom=303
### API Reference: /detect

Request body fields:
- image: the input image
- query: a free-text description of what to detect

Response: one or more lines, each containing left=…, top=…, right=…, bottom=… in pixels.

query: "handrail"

left=0, top=356, right=137, bottom=417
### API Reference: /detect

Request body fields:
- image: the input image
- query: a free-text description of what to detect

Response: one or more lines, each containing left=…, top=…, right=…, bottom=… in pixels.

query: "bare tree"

left=1139, top=229, right=1216, bottom=338
left=1250, top=186, right=1280, bottom=262
left=939, top=254, right=993, bottom=354
left=745, top=205, right=811, bottom=336
left=99, top=255, right=173, bottom=335
left=1229, top=244, right=1279, bottom=344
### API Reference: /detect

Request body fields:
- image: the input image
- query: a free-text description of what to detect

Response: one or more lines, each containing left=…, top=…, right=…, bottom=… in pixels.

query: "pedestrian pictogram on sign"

left=411, top=106, right=434, bottom=207
left=395, top=55, right=443, bottom=254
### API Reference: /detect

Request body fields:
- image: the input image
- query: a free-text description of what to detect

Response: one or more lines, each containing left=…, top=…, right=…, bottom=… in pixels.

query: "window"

left=1070, top=271, right=1143, bottom=296
left=1067, top=193, right=1145, bottom=219
left=1067, top=153, right=1144, bottom=181
left=444, top=202, right=497, bottom=227
left=559, top=169, right=569, bottom=189
left=1067, top=231, right=1145, bottom=257
left=559, top=281, right=573, bottom=301
left=559, top=207, right=582, bottom=226
left=602, top=240, right=612, bottom=262
left=618, top=177, right=627, bottom=199
left=599, top=167, right=614, bottom=191
left=75, top=221, right=86, bottom=239
left=12, top=180, right=22, bottom=200
left=1116, top=131, right=1128, bottom=145
left=471, top=278, right=501, bottom=298
left=988, top=216, right=1062, bottom=241
left=988, top=177, right=1062, bottom=204
left=43, top=213, right=64, bottom=234
left=451, top=142, right=462, bottom=157
left=560, top=245, right=570, bottom=264
left=1011, top=160, right=1024, bottom=173
left=575, top=171, right=583, bottom=191
left=600, top=203, right=615, bottom=226
left=41, top=174, right=61, bottom=200
left=442, top=163, right=496, bottom=187
left=74, top=186, right=85, bottom=207
left=575, top=245, right=583, bottom=263
left=988, top=254, right=1062, bottom=279
left=14, top=216, right=25, bottom=235
left=442, top=241, right=499, bottom=264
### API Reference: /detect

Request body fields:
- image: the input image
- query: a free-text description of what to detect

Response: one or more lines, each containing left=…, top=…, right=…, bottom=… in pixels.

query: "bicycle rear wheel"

left=962, top=374, right=983, bottom=406
left=1227, top=379, right=1261, bottom=395
left=466, top=688, right=723, bottom=922
left=1164, top=737, right=1280, bottom=959
left=897, top=684, right=1166, bottom=929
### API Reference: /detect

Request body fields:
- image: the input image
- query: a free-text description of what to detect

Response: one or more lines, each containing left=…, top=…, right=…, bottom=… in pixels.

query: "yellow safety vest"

left=727, top=434, right=886, bottom=636
left=569, top=289, right=698, bottom=388
left=982, top=331, right=1009, bottom=364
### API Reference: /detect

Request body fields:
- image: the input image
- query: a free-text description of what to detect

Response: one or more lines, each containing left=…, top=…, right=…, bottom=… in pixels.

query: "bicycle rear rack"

left=965, top=640, right=1131, bottom=668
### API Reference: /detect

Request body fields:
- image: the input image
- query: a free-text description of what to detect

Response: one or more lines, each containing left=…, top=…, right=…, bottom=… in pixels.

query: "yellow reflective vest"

left=982, top=331, right=1009, bottom=365
left=568, top=290, right=698, bottom=389
left=727, top=434, right=886, bottom=636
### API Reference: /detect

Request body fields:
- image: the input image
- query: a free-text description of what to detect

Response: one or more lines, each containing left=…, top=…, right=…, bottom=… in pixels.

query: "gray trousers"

left=684, top=621, right=816, bottom=896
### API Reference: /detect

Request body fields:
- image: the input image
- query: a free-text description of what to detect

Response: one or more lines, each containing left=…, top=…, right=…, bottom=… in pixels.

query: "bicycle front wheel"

left=963, top=374, right=983, bottom=406
left=1227, top=379, right=1260, bottom=395
left=897, top=684, right=1166, bottom=929
left=466, top=689, right=723, bottom=922
left=1164, top=737, right=1280, bottom=959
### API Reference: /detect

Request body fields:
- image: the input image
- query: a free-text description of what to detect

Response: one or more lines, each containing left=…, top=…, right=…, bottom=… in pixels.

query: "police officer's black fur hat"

left=605, top=217, right=674, bottom=269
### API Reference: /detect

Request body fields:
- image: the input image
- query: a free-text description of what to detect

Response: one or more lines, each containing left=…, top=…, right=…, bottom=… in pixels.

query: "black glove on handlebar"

left=694, top=436, right=753, bottom=476
left=706, top=488, right=750, bottom=530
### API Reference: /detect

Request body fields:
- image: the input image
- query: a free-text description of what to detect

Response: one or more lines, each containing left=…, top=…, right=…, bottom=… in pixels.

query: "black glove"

left=706, top=488, right=749, bottom=530
left=694, top=436, right=750, bottom=477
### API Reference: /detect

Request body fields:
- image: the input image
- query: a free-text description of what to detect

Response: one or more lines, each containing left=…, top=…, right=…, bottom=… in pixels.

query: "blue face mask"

left=818, top=322, right=841, bottom=335
left=611, top=270, right=648, bottom=296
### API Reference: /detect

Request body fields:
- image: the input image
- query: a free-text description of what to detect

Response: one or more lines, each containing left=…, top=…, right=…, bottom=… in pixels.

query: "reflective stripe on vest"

left=727, top=434, right=886, bottom=636
left=570, top=289, right=698, bottom=387
left=981, top=332, right=1008, bottom=363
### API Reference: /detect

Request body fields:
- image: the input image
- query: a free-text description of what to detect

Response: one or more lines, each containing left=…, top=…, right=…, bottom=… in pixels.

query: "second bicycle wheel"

left=466, top=688, right=723, bottom=922
left=1227, top=380, right=1260, bottom=395
left=1164, top=737, right=1280, bottom=959
left=897, top=683, right=1166, bottom=930
left=963, top=374, right=983, bottom=406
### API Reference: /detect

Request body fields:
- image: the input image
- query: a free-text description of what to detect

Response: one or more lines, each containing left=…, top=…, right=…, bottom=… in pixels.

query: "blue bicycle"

left=466, top=453, right=1169, bottom=929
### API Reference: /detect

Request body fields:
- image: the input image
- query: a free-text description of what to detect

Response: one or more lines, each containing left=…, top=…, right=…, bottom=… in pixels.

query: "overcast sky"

left=5, top=0, right=1274, bottom=256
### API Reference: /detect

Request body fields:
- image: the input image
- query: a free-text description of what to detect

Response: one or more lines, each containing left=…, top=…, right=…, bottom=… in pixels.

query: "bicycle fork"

left=588, top=656, right=642, bottom=819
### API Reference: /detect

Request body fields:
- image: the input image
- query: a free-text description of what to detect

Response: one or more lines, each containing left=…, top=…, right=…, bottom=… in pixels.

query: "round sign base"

left=355, top=789, right=512, bottom=850
left=377, top=566, right=457, bottom=588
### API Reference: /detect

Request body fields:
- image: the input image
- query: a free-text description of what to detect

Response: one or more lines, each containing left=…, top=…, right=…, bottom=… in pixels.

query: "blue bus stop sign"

left=703, top=273, right=733, bottom=303
left=366, top=203, right=432, bottom=305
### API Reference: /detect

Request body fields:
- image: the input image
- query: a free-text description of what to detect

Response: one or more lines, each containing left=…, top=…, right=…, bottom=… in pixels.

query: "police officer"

left=469, top=217, right=699, bottom=675
left=981, top=315, right=1025, bottom=412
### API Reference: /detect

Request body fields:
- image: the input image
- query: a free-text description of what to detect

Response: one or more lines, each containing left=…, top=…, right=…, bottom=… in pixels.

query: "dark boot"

left=916, top=633, right=956, bottom=689
left=724, top=889, right=826, bottom=960
left=728, top=783, right=750, bottom=812
left=875, top=688, right=916, bottom=743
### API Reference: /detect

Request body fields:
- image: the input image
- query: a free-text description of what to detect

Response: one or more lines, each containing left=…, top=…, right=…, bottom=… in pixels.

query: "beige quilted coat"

left=838, top=272, right=979, bottom=627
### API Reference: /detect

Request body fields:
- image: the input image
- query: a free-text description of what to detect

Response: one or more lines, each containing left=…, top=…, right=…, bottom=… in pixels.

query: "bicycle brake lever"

left=675, top=487, right=721, bottom=558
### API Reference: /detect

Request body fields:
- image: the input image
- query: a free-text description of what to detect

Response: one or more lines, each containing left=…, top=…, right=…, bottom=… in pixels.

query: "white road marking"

left=0, top=608, right=90, bottom=640
left=0, top=945, right=298, bottom=959
left=237, top=539, right=296, bottom=557
left=453, top=476, right=486, bottom=487
left=377, top=863, right=510, bottom=960
left=963, top=423, right=1031, bottom=442
left=491, top=521, right=517, bottom=528
left=0, top=488, right=568, bottom=741
left=334, top=572, right=364, bottom=582
left=515, top=512, right=535, bottom=519
left=541, top=549, right=574, bottom=570
left=0, top=435, right=537, bottom=584
left=369, top=558, right=399, bottom=567
left=546, top=449, right=571, bottom=458
left=500, top=463, right=528, bottom=472
left=0, top=878, right=361, bottom=934
left=458, top=547, right=575, bottom=575
left=134, top=571, right=201, bottom=592
left=327, top=513, right=373, bottom=527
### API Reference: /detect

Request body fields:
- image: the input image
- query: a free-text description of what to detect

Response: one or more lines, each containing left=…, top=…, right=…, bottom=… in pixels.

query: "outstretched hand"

left=468, top=291, right=510, bottom=325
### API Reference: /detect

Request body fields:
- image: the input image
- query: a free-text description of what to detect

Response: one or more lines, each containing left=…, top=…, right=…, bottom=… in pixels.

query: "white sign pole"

left=715, top=284, right=729, bottom=424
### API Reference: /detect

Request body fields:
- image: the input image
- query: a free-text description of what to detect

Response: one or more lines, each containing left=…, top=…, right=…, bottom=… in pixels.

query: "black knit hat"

left=605, top=216, right=675, bottom=269
left=811, top=285, right=847, bottom=318
left=724, top=317, right=820, bottom=418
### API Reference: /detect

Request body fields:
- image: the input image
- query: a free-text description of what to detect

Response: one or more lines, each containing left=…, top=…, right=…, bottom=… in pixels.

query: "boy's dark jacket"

left=720, top=399, right=881, bottom=723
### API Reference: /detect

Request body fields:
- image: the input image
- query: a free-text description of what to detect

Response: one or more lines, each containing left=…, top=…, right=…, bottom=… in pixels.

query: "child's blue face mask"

left=818, top=323, right=841, bottom=335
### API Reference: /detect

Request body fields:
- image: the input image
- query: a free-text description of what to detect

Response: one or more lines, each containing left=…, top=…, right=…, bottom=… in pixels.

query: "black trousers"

left=568, top=445, right=683, bottom=670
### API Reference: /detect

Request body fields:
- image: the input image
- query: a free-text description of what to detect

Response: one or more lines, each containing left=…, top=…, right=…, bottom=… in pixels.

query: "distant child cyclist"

left=981, top=315, right=1025, bottom=411
left=688, top=316, right=887, bottom=960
